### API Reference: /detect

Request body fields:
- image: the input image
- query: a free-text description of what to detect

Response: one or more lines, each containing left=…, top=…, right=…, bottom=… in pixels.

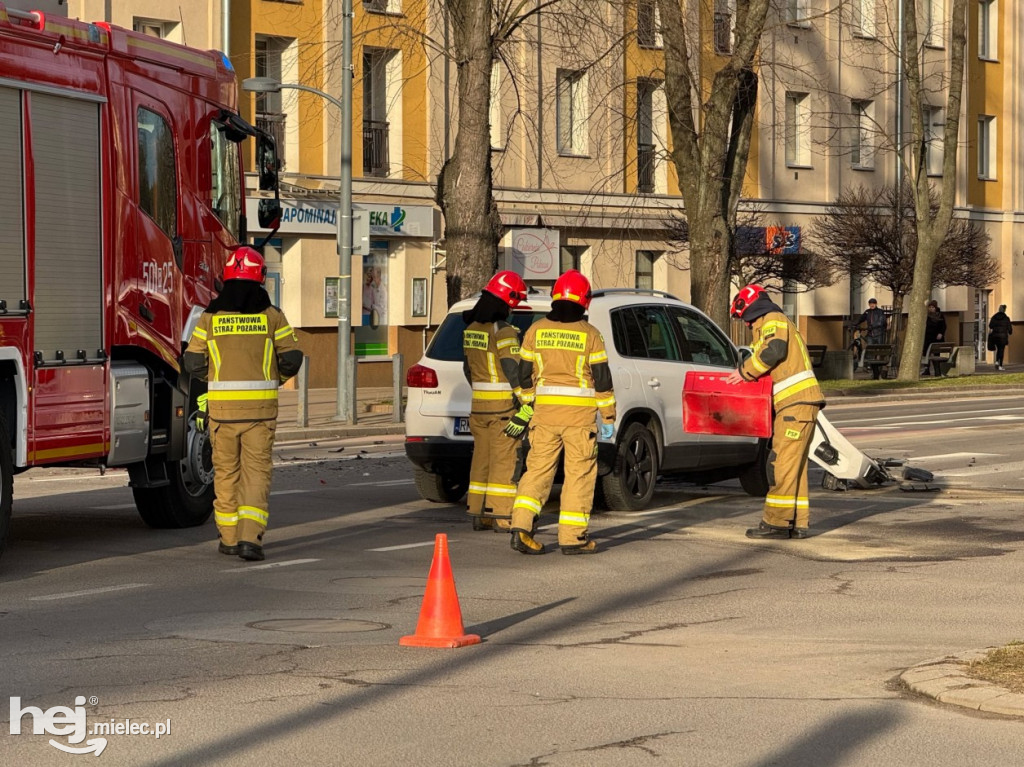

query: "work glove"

left=195, top=393, right=208, bottom=432
left=503, top=404, right=534, bottom=438
left=599, top=422, right=615, bottom=440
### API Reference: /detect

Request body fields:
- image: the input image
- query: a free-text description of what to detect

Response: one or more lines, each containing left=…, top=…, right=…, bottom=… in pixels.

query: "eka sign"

left=504, top=228, right=560, bottom=280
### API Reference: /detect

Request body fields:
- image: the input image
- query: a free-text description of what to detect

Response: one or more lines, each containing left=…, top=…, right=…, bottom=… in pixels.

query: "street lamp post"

left=243, top=59, right=353, bottom=421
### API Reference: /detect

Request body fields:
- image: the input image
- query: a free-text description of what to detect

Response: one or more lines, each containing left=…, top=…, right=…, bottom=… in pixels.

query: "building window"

left=977, top=115, right=996, bottom=180
left=785, top=92, right=811, bottom=167
left=557, top=68, right=589, bottom=156
left=489, top=62, right=503, bottom=150
left=635, top=250, right=656, bottom=290
left=786, top=0, right=809, bottom=26
left=133, top=17, right=181, bottom=43
left=851, top=0, right=875, bottom=37
left=364, top=0, right=401, bottom=13
left=560, top=245, right=586, bottom=272
left=637, top=0, right=662, bottom=48
left=978, top=0, right=997, bottom=59
left=925, top=0, right=944, bottom=46
left=255, top=37, right=288, bottom=170
left=637, top=79, right=657, bottom=193
left=923, top=106, right=944, bottom=175
left=851, top=100, right=874, bottom=169
left=363, top=48, right=397, bottom=177
left=714, top=0, right=733, bottom=53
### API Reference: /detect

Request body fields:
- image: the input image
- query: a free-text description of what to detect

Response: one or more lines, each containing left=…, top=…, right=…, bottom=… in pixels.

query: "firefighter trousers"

left=762, top=403, right=821, bottom=530
left=210, top=419, right=277, bottom=545
left=467, top=411, right=518, bottom=518
left=511, top=423, right=597, bottom=546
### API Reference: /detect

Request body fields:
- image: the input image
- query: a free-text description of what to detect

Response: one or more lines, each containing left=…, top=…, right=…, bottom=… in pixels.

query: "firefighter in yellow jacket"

left=507, top=270, right=615, bottom=555
left=725, top=284, right=825, bottom=539
left=183, top=247, right=304, bottom=561
left=462, top=270, right=529, bottom=531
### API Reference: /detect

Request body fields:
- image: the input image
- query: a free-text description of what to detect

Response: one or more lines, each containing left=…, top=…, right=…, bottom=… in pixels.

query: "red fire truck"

left=0, top=5, right=281, bottom=558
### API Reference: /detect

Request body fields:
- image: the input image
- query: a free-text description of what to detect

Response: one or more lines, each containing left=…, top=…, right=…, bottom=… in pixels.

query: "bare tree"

left=896, top=0, right=969, bottom=379
left=811, top=183, right=997, bottom=322
left=657, top=0, right=770, bottom=328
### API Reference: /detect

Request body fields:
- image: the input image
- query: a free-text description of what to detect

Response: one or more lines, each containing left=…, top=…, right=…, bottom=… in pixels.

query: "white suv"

left=404, top=289, right=769, bottom=511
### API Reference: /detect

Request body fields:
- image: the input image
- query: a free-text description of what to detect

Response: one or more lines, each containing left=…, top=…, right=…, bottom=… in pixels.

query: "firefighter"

left=725, top=284, right=825, bottom=539
left=462, top=270, right=529, bottom=531
left=183, top=247, right=304, bottom=561
left=507, top=270, right=615, bottom=555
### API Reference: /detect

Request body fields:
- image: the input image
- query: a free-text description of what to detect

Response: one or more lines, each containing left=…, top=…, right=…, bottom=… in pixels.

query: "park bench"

left=924, top=342, right=958, bottom=377
left=861, top=344, right=893, bottom=380
left=806, top=344, right=827, bottom=369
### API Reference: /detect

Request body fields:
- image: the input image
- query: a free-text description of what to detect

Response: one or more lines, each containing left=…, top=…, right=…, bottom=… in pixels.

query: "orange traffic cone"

left=400, top=534, right=481, bottom=648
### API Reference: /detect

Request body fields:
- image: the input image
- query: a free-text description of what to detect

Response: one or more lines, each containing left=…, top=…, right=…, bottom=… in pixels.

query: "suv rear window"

left=425, top=311, right=547, bottom=361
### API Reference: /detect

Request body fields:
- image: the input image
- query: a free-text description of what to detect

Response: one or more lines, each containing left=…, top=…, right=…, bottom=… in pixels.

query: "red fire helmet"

left=223, top=247, right=267, bottom=284
left=730, top=284, right=766, bottom=319
left=551, top=269, right=592, bottom=309
left=483, top=270, right=528, bottom=309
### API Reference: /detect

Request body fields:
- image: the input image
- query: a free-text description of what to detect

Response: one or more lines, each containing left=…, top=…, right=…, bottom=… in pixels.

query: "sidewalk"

left=275, top=386, right=405, bottom=442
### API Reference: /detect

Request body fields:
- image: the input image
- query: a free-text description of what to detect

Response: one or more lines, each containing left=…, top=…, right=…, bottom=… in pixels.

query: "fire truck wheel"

left=0, top=411, right=12, bottom=559
left=738, top=438, right=770, bottom=498
left=133, top=424, right=214, bottom=528
left=600, top=422, right=659, bottom=511
left=413, top=468, right=468, bottom=504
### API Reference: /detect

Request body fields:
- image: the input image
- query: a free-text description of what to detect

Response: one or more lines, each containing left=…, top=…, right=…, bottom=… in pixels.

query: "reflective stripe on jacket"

left=464, top=321, right=520, bottom=414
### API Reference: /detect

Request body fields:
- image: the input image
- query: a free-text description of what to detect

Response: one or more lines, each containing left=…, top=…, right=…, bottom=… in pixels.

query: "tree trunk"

left=438, top=1, right=503, bottom=307
left=896, top=0, right=968, bottom=380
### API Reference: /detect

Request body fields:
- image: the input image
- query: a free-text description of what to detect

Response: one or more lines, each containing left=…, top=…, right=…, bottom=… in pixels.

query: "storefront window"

left=356, top=240, right=389, bottom=356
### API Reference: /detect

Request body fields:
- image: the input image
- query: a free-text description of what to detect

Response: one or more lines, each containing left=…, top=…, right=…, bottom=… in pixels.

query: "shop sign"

left=503, top=228, right=560, bottom=280
left=246, top=198, right=437, bottom=238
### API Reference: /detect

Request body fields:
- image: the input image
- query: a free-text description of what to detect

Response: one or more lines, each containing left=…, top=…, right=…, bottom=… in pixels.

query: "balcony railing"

left=363, top=120, right=390, bottom=177
left=637, top=143, right=655, bottom=194
left=256, top=112, right=286, bottom=171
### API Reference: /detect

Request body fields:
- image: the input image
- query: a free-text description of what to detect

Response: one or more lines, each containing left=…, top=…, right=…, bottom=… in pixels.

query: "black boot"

left=745, top=522, right=792, bottom=540
left=790, top=527, right=810, bottom=539
left=238, top=541, right=265, bottom=561
left=510, top=530, right=545, bottom=555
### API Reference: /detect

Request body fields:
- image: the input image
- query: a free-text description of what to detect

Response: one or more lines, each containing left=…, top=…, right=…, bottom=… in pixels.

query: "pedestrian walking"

left=183, top=247, right=304, bottom=561
left=507, top=270, right=616, bottom=555
left=724, top=284, right=825, bottom=540
left=462, top=270, right=528, bottom=531
left=988, top=304, right=1012, bottom=371
left=921, top=300, right=947, bottom=376
left=856, top=298, right=888, bottom=345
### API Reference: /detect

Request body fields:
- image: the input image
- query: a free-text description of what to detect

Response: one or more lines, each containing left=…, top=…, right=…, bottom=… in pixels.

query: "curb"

left=275, top=423, right=406, bottom=443
left=900, top=649, right=1024, bottom=716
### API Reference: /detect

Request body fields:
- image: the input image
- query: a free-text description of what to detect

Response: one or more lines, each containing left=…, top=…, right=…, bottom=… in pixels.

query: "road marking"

left=828, top=405, right=1024, bottom=427
left=30, top=583, right=150, bottom=601
left=270, top=489, right=311, bottom=496
left=92, top=503, right=137, bottom=510
left=223, top=558, right=320, bottom=572
left=631, top=496, right=724, bottom=516
left=910, top=452, right=1000, bottom=462
left=350, top=479, right=414, bottom=487
left=369, top=540, right=450, bottom=552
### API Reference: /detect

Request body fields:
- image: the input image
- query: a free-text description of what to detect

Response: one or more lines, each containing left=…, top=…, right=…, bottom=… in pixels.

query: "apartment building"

left=49, top=0, right=1024, bottom=381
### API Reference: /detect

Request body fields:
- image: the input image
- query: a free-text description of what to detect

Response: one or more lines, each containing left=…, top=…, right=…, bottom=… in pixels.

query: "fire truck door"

left=133, top=96, right=180, bottom=353
left=28, top=92, right=106, bottom=462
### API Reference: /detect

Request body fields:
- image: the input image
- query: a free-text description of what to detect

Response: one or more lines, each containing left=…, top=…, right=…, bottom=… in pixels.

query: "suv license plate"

left=454, top=417, right=471, bottom=435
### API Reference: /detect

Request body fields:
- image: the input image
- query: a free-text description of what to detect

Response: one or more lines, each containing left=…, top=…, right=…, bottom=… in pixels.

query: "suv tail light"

left=406, top=363, right=439, bottom=388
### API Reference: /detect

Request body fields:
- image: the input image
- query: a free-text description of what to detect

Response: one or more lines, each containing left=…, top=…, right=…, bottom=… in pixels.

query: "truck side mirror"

left=258, top=198, right=282, bottom=230
left=257, top=133, right=279, bottom=192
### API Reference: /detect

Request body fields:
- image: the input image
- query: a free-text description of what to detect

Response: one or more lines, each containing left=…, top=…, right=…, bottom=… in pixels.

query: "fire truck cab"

left=0, top=4, right=281, bottom=559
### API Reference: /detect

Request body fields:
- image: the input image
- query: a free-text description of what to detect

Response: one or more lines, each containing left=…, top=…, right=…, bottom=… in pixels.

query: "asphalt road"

left=3, top=394, right=1024, bottom=766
